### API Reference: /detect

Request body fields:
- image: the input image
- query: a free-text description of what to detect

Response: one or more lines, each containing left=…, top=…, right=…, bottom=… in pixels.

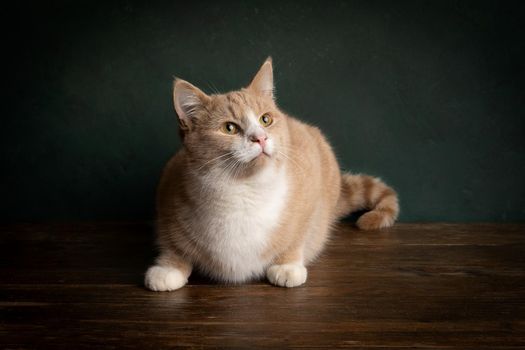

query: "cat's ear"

left=247, top=57, right=274, bottom=99
left=173, top=78, right=210, bottom=130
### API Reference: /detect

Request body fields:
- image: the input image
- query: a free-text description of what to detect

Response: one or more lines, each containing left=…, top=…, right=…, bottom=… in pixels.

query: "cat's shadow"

left=341, top=209, right=368, bottom=225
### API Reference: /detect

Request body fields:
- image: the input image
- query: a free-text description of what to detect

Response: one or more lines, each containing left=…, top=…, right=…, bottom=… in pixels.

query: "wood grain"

left=1, top=222, right=524, bottom=348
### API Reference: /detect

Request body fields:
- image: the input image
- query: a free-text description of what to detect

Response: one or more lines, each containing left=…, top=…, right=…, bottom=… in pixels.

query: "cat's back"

left=286, top=116, right=339, bottom=177
left=284, top=115, right=341, bottom=214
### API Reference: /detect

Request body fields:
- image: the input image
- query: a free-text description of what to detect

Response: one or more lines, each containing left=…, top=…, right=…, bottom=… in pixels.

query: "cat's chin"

left=254, top=151, right=273, bottom=164
left=240, top=152, right=272, bottom=177
left=249, top=154, right=267, bottom=167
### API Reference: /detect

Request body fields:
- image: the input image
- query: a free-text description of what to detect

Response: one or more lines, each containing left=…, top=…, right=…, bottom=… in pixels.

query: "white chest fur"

left=183, top=164, right=288, bottom=282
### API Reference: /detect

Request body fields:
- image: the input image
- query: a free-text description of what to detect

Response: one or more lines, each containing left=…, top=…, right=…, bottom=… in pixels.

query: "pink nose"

left=250, top=135, right=267, bottom=149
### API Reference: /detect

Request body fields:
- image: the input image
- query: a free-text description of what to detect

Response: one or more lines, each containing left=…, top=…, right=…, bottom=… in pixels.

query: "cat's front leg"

left=266, top=248, right=307, bottom=288
left=144, top=252, right=192, bottom=291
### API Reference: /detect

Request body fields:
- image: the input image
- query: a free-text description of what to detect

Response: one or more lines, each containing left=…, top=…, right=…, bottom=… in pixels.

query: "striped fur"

left=337, top=173, right=399, bottom=229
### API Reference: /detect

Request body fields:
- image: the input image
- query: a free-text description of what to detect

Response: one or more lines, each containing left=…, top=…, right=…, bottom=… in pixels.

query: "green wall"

left=3, top=0, right=524, bottom=222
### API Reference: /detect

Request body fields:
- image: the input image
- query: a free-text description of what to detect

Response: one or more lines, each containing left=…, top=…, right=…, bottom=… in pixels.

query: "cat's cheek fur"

left=264, top=137, right=275, bottom=156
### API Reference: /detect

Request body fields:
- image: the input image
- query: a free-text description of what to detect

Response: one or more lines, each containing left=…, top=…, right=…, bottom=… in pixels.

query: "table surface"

left=1, top=222, right=524, bottom=349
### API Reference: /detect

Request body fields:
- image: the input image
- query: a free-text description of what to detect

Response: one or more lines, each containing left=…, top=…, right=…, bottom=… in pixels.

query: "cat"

left=145, top=58, right=399, bottom=291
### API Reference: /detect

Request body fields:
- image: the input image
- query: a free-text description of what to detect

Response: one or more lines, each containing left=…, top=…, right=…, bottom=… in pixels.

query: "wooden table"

left=1, top=222, right=524, bottom=348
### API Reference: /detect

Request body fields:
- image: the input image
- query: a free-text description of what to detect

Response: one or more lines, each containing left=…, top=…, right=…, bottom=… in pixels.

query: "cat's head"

left=173, top=58, right=288, bottom=178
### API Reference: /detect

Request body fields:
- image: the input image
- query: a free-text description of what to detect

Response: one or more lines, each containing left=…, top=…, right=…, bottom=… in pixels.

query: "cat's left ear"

left=247, top=57, right=274, bottom=99
left=173, top=78, right=210, bottom=131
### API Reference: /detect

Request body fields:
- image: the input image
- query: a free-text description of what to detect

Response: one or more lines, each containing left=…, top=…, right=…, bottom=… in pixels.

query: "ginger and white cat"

left=145, top=58, right=399, bottom=291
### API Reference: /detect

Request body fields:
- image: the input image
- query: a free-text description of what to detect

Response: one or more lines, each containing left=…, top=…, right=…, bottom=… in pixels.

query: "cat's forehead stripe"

left=245, top=108, right=264, bottom=136
left=226, top=104, right=237, bottom=120
left=224, top=92, right=260, bottom=119
left=246, top=108, right=258, bottom=124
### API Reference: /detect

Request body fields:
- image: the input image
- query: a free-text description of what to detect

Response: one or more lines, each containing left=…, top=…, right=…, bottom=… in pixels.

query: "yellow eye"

left=221, top=122, right=239, bottom=134
left=259, top=114, right=273, bottom=127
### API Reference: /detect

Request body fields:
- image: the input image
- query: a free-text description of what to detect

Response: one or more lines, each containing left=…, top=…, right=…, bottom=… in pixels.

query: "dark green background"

left=3, top=0, right=524, bottom=222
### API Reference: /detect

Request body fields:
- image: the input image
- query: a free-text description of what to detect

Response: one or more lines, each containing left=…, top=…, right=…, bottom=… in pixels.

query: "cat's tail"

left=336, top=173, right=399, bottom=230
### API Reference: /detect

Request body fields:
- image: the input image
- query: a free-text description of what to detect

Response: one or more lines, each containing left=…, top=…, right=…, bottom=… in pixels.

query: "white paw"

left=144, top=265, right=187, bottom=291
left=266, top=264, right=307, bottom=288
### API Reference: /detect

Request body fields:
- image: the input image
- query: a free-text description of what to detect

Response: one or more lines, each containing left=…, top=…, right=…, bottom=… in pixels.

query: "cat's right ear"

left=247, top=57, right=274, bottom=99
left=173, top=79, right=210, bottom=131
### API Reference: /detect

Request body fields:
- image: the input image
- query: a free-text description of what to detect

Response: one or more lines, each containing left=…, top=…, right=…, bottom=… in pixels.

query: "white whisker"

left=277, top=149, right=305, bottom=174
left=197, top=152, right=235, bottom=171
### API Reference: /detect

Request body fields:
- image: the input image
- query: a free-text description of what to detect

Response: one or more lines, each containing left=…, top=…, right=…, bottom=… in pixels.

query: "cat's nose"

left=250, top=134, right=268, bottom=149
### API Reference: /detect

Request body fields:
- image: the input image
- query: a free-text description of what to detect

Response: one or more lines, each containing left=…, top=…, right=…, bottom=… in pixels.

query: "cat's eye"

left=259, top=114, right=273, bottom=127
left=221, top=122, right=239, bottom=135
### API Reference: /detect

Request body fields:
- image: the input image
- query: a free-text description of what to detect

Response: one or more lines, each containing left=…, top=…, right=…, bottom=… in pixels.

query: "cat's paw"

left=356, top=210, right=395, bottom=230
left=144, top=265, right=187, bottom=291
left=266, top=264, right=307, bottom=288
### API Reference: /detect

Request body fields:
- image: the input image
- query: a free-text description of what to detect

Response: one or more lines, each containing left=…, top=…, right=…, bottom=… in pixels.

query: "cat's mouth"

left=242, top=143, right=273, bottom=164
left=260, top=149, right=271, bottom=157
left=247, top=148, right=271, bottom=164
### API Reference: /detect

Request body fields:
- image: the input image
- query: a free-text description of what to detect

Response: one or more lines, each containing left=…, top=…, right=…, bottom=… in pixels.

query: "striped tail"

left=336, top=173, right=399, bottom=230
